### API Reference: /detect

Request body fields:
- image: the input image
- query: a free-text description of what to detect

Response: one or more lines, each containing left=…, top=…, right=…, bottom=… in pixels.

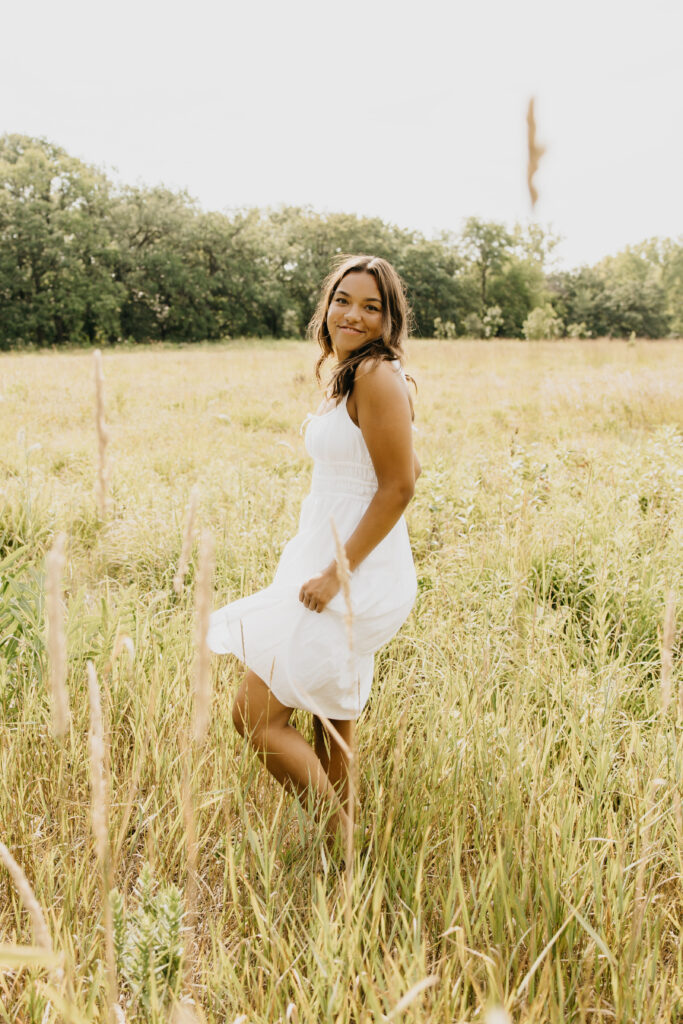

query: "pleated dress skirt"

left=207, top=386, right=417, bottom=720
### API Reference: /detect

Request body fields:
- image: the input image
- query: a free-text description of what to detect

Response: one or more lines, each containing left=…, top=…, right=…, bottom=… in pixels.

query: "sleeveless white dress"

left=207, top=363, right=417, bottom=720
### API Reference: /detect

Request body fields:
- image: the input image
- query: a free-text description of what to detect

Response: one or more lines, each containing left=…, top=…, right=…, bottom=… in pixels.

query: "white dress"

left=207, top=363, right=417, bottom=720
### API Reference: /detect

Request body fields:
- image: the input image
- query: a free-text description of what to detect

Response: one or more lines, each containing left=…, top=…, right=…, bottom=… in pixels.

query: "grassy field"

left=1, top=339, right=682, bottom=1023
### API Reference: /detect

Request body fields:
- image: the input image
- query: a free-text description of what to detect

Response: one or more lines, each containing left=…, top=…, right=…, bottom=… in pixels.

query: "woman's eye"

left=333, top=296, right=380, bottom=312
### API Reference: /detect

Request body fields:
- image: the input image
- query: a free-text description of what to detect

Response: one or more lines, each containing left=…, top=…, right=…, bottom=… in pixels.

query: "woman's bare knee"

left=232, top=694, right=267, bottom=743
left=232, top=670, right=290, bottom=746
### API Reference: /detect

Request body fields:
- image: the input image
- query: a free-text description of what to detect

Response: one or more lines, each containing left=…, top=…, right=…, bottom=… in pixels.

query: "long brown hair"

left=307, top=254, right=416, bottom=409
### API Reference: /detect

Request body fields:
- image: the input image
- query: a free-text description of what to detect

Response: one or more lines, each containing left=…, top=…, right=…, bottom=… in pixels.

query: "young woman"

left=207, top=254, right=420, bottom=845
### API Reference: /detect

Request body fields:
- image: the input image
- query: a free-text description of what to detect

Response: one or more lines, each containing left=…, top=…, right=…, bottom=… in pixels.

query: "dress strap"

left=299, top=412, right=314, bottom=435
left=391, top=360, right=417, bottom=431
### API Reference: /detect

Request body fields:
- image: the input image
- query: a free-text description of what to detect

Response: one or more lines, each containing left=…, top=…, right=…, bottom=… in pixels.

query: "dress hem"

left=209, top=641, right=365, bottom=721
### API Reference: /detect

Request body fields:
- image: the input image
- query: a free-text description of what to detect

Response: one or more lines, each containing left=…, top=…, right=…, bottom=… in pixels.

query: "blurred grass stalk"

left=45, top=531, right=70, bottom=738
left=330, top=515, right=357, bottom=903
left=94, top=349, right=110, bottom=520
left=174, top=485, right=200, bottom=596
left=87, top=659, right=118, bottom=1021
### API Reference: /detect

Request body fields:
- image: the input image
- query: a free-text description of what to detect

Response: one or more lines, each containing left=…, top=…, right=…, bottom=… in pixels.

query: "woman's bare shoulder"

left=353, top=354, right=383, bottom=382
left=354, top=356, right=403, bottom=386
left=353, top=358, right=410, bottom=412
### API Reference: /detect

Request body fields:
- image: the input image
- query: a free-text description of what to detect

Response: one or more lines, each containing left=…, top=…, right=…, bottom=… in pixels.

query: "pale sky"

left=4, top=0, right=682, bottom=269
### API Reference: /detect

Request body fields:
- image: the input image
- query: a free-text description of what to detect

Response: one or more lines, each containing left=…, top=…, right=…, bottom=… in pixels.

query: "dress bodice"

left=301, top=360, right=412, bottom=502
left=303, top=394, right=378, bottom=501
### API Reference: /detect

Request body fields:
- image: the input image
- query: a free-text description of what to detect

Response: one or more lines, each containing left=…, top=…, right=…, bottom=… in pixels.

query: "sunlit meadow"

left=1, top=339, right=682, bottom=1023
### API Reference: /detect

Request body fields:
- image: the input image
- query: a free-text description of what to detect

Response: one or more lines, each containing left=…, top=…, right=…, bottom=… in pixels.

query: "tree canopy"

left=1, top=134, right=680, bottom=348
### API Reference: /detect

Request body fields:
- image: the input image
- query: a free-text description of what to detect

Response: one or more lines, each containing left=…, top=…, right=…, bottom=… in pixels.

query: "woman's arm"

left=299, top=361, right=416, bottom=613
left=337, top=360, right=415, bottom=571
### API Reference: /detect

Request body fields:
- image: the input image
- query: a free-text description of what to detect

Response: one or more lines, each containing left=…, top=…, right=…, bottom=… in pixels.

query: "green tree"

left=549, top=245, right=672, bottom=339
left=111, top=185, right=204, bottom=341
left=433, top=316, right=456, bottom=339
left=463, top=312, right=484, bottom=337
left=548, top=266, right=618, bottom=338
left=0, top=134, right=123, bottom=348
left=1, top=133, right=677, bottom=348
left=110, top=193, right=279, bottom=341
left=488, top=259, right=547, bottom=336
left=512, top=222, right=562, bottom=268
left=178, top=207, right=278, bottom=339
left=523, top=303, right=564, bottom=340
left=661, top=239, right=683, bottom=336
left=597, top=248, right=669, bottom=338
left=394, top=233, right=467, bottom=337
left=459, top=217, right=514, bottom=312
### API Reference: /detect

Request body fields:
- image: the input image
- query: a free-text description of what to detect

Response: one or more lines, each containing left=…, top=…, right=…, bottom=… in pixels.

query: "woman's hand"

left=299, top=563, right=341, bottom=613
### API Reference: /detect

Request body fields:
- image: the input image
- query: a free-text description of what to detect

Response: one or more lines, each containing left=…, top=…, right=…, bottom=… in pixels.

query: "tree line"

left=1, top=133, right=681, bottom=349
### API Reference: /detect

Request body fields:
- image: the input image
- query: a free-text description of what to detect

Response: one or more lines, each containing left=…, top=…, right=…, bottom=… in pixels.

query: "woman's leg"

left=328, top=718, right=355, bottom=812
left=313, top=715, right=330, bottom=773
left=313, top=716, right=355, bottom=813
left=233, top=670, right=350, bottom=839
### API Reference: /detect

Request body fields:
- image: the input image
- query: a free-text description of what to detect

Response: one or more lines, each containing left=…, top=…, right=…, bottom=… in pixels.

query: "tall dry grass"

left=174, top=486, right=200, bottom=597
left=0, top=339, right=681, bottom=1022
left=87, top=659, right=118, bottom=1018
left=45, top=531, right=70, bottom=737
left=0, top=844, right=52, bottom=953
left=192, top=528, right=216, bottom=746
left=331, top=515, right=358, bottom=888
left=93, top=349, right=110, bottom=520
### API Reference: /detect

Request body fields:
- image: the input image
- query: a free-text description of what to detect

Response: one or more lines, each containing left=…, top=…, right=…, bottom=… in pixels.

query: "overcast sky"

left=4, top=0, right=682, bottom=268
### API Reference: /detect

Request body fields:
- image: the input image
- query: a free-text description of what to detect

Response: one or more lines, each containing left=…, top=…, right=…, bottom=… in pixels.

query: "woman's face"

left=326, top=271, right=384, bottom=359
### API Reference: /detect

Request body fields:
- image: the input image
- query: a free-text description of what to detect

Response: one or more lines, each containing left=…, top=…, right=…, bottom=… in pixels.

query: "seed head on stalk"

left=485, top=1009, right=512, bottom=1024
left=87, top=660, right=109, bottom=865
left=0, top=843, right=52, bottom=952
left=330, top=517, right=353, bottom=652
left=93, top=349, right=111, bottom=519
left=171, top=1003, right=201, bottom=1024
left=192, top=528, right=216, bottom=745
left=174, top=485, right=200, bottom=595
left=526, top=97, right=546, bottom=210
left=86, top=660, right=118, bottom=1016
left=45, top=531, right=70, bottom=738
left=180, top=729, right=199, bottom=945
left=660, top=588, right=675, bottom=714
left=329, top=516, right=356, bottom=896
left=102, top=632, right=135, bottom=678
